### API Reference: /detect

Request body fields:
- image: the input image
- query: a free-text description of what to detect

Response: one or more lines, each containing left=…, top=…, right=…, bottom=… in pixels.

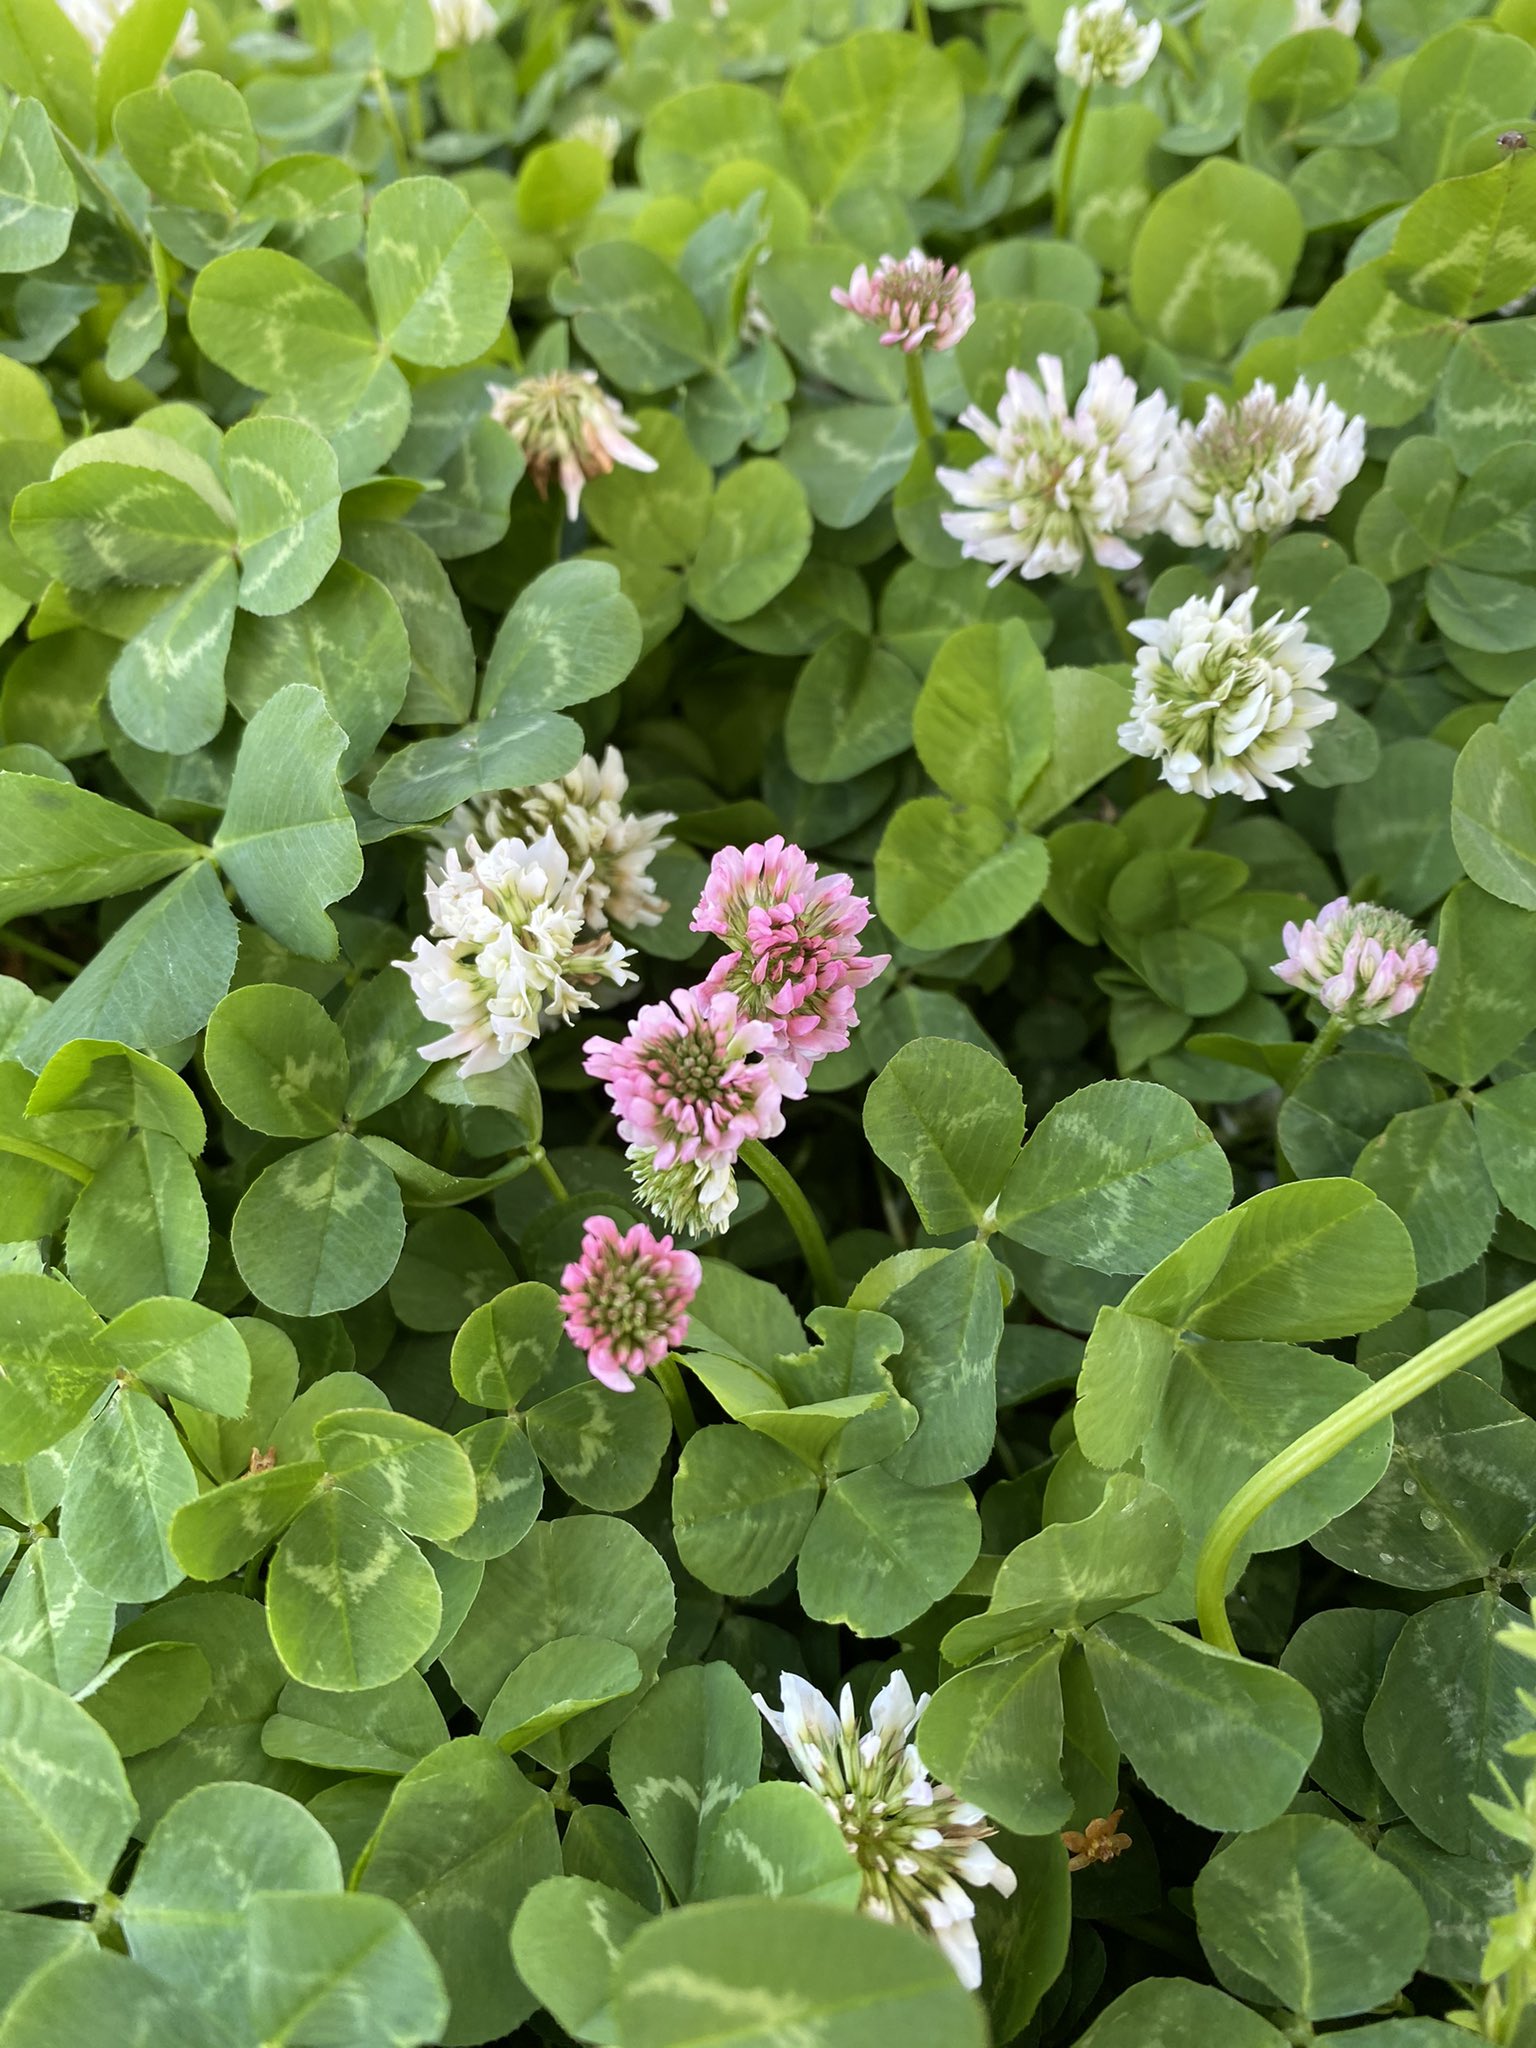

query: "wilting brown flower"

left=1063, top=1811, right=1132, bottom=1872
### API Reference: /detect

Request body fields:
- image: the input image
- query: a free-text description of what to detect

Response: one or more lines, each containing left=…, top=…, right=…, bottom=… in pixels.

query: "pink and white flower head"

left=487, top=369, right=656, bottom=521
left=584, top=986, right=785, bottom=1236
left=1274, top=897, right=1437, bottom=1027
left=754, top=1670, right=1017, bottom=1990
left=831, top=251, right=976, bottom=354
left=559, top=1215, right=701, bottom=1393
left=397, top=829, right=635, bottom=1077
left=938, top=353, right=1175, bottom=584
left=691, top=838, right=889, bottom=1082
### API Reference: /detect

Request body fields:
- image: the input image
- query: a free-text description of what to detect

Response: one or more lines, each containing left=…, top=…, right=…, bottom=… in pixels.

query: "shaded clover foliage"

left=5, top=0, right=1536, bottom=2043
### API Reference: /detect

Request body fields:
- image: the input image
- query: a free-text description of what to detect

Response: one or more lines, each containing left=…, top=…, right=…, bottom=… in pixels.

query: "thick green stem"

left=1091, top=561, right=1136, bottom=661
left=1053, top=85, right=1092, bottom=241
left=1195, top=1277, right=1536, bottom=1654
left=606, top=0, right=636, bottom=60
left=529, top=1145, right=569, bottom=1203
left=653, top=1356, right=696, bottom=1445
left=905, top=348, right=937, bottom=445
left=909, top=0, right=932, bottom=43
left=371, top=69, right=411, bottom=169
left=1285, top=1011, right=1346, bottom=1099
left=0, top=927, right=81, bottom=977
left=739, top=1139, right=841, bottom=1307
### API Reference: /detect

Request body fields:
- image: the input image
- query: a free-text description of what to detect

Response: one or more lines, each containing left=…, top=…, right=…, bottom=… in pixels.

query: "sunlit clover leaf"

left=781, top=31, right=963, bottom=202
left=0, top=97, right=75, bottom=273
left=996, top=1078, right=1233, bottom=1276
left=56, top=1383, right=199, bottom=1602
left=12, top=428, right=235, bottom=590
left=26, top=1034, right=204, bottom=1152
left=671, top=1424, right=821, bottom=1596
left=450, top=1282, right=564, bottom=1410
left=313, top=1409, right=477, bottom=1544
left=112, top=70, right=257, bottom=215
left=0, top=771, right=201, bottom=920
left=614, top=1898, right=986, bottom=2048
left=365, top=176, right=509, bottom=369
left=1130, top=158, right=1303, bottom=360
left=862, top=1037, right=1023, bottom=1233
left=213, top=684, right=362, bottom=960
left=877, top=798, right=1050, bottom=949
left=95, top=1296, right=249, bottom=1417
left=0, top=1270, right=107, bottom=1462
left=1386, top=155, right=1536, bottom=322
left=231, top=1132, right=406, bottom=1318
left=222, top=416, right=341, bottom=618
left=917, top=1640, right=1070, bottom=1835
left=266, top=1486, right=444, bottom=1692
left=14, top=862, right=239, bottom=1075
left=1451, top=682, right=1536, bottom=910
left=0, top=1655, right=137, bottom=1908
left=119, top=1779, right=342, bottom=2034
left=109, top=557, right=237, bottom=757
left=478, top=559, right=643, bottom=720
left=189, top=248, right=380, bottom=431
left=687, top=461, right=813, bottom=624
left=481, top=1637, right=643, bottom=1756
left=204, top=983, right=348, bottom=1139
left=551, top=241, right=716, bottom=395
left=170, top=1462, right=324, bottom=1583
left=0, top=1535, right=113, bottom=1694
left=247, top=1889, right=449, bottom=2048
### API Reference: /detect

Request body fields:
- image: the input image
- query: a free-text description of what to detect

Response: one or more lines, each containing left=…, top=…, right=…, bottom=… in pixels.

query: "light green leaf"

left=918, top=1641, right=1070, bottom=1834
left=781, top=31, right=962, bottom=200
left=449, top=1282, right=563, bottom=1409
left=64, top=1127, right=207, bottom=1316
left=512, top=1875, right=652, bottom=2046
left=366, top=178, right=508, bottom=369
left=204, top=984, right=348, bottom=1138
left=231, top=1131, right=405, bottom=1318
left=223, top=416, right=341, bottom=618
left=75, top=1640, right=211, bottom=1758
left=1130, top=158, right=1303, bottom=358
left=109, top=558, right=236, bottom=757
left=247, top=1890, right=448, bottom=2048
left=481, top=1636, right=642, bottom=1754
left=57, top=1386, right=198, bottom=1602
left=0, top=773, right=199, bottom=921
left=478, top=558, right=642, bottom=719
left=688, top=461, right=813, bottom=624
left=267, top=1489, right=442, bottom=1691
left=0, top=98, right=75, bottom=273
left=798, top=1464, right=979, bottom=1637
left=610, top=1664, right=762, bottom=1903
left=862, top=1038, right=1023, bottom=1234
left=0, top=1654, right=137, bottom=1908
left=0, top=1536, right=113, bottom=1693
left=876, top=799, right=1050, bottom=949
left=99, top=1296, right=249, bottom=1416
left=213, top=684, right=363, bottom=961
left=189, top=249, right=379, bottom=429
left=912, top=620, right=1052, bottom=815
left=696, top=1782, right=862, bottom=1908
left=672, top=1424, right=821, bottom=1595
left=315, top=1407, right=477, bottom=1543
left=263, top=1669, right=448, bottom=1776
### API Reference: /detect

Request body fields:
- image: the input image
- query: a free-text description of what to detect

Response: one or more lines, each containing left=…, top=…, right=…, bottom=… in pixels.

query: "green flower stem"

left=910, top=0, right=933, bottom=43
left=739, top=1138, right=842, bottom=1307
left=1285, top=1011, right=1346, bottom=1098
left=653, top=1355, right=697, bottom=1445
left=905, top=349, right=938, bottom=445
left=405, top=77, right=426, bottom=150
left=371, top=70, right=411, bottom=170
left=1195, top=1276, right=1536, bottom=1655
left=1091, top=560, right=1136, bottom=661
left=0, top=927, right=81, bottom=977
left=606, top=0, right=636, bottom=60
left=1053, top=85, right=1093, bottom=241
left=528, top=1145, right=569, bottom=1203
left=0, top=1131, right=92, bottom=1185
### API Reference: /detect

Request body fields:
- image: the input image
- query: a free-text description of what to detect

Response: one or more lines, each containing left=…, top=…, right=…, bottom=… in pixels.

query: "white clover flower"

left=1055, top=0, right=1161, bottom=87
left=488, top=370, right=656, bottom=521
left=1291, top=0, right=1360, bottom=31
left=397, top=829, right=635, bottom=1077
left=60, top=0, right=200, bottom=54
left=755, top=1672, right=1017, bottom=1990
left=452, top=748, right=674, bottom=932
left=563, top=112, right=623, bottom=160
left=1162, top=378, right=1366, bottom=552
left=1275, top=898, right=1438, bottom=1026
left=1117, top=586, right=1337, bottom=801
left=938, top=354, right=1175, bottom=584
left=429, top=0, right=500, bottom=47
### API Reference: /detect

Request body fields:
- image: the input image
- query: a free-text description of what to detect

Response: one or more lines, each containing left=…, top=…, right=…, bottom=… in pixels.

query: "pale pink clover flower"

left=831, top=250, right=976, bottom=354
left=488, top=369, right=656, bottom=521
left=584, top=986, right=785, bottom=1236
left=559, top=1214, right=700, bottom=1392
left=691, top=838, right=889, bottom=1082
left=1274, top=897, right=1437, bottom=1026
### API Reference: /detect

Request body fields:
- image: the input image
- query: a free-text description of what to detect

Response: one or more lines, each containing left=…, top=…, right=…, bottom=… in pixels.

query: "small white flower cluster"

left=1117, top=586, right=1337, bottom=801
left=1163, top=378, right=1365, bottom=553
left=756, top=1671, right=1017, bottom=1990
left=477, top=747, right=674, bottom=932
left=398, top=829, right=635, bottom=1078
left=60, top=0, right=200, bottom=55
left=1291, top=0, right=1360, bottom=32
left=429, top=0, right=501, bottom=47
left=1055, top=0, right=1161, bottom=87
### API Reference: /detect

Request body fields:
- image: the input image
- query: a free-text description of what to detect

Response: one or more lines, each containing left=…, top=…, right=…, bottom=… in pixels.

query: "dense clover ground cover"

left=5, top=0, right=1536, bottom=2041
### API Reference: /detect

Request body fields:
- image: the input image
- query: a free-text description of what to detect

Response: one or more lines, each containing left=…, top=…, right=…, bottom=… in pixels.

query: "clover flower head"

left=831, top=250, right=976, bottom=354
left=1055, top=0, right=1161, bottom=87
left=691, top=837, right=889, bottom=1080
left=487, top=370, right=656, bottom=520
left=397, top=829, right=635, bottom=1077
left=1274, top=897, right=1438, bottom=1026
left=584, top=986, right=785, bottom=1237
left=938, top=353, right=1175, bottom=584
left=477, top=749, right=674, bottom=932
left=1163, top=377, right=1366, bottom=552
left=559, top=1215, right=701, bottom=1392
left=1063, top=1811, right=1132, bottom=1872
left=1117, top=586, right=1336, bottom=801
left=61, top=0, right=200, bottom=53
left=1291, top=0, right=1360, bottom=31
left=564, top=112, right=623, bottom=160
left=754, top=1671, right=1017, bottom=1990
left=430, top=0, right=500, bottom=44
